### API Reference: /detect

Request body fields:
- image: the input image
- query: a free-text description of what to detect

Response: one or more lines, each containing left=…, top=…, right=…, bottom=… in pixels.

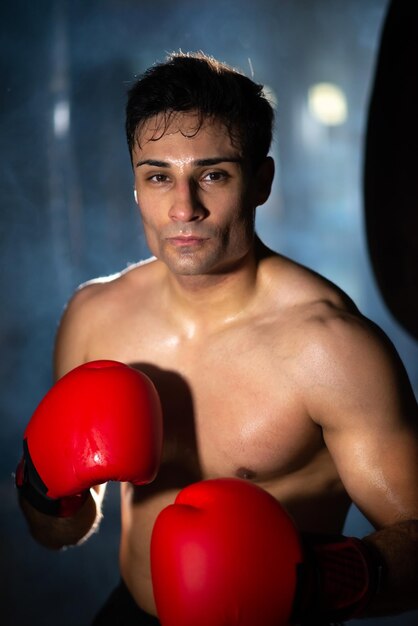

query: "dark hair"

left=125, top=51, right=274, bottom=169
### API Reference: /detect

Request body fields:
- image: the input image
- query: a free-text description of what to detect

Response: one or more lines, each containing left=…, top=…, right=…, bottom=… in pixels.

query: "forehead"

left=133, top=112, right=241, bottom=158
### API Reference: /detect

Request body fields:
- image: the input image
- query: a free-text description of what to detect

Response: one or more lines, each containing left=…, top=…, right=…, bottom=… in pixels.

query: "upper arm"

left=53, top=284, right=98, bottom=380
left=53, top=284, right=111, bottom=500
left=304, top=313, right=418, bottom=529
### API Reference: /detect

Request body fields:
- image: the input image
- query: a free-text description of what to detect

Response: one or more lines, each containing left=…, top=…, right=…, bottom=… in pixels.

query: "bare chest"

left=91, top=322, right=322, bottom=483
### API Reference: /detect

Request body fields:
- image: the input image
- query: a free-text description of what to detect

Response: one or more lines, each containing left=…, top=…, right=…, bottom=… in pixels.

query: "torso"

left=78, top=253, right=353, bottom=615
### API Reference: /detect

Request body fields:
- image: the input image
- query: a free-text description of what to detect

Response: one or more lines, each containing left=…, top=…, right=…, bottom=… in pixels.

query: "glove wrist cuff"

left=293, top=533, right=384, bottom=624
left=16, top=440, right=88, bottom=518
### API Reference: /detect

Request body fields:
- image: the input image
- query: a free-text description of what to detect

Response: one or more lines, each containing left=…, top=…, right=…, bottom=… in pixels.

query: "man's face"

left=132, top=112, right=268, bottom=277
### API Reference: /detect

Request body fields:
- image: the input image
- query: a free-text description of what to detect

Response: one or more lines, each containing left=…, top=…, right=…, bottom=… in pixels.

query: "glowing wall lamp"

left=308, top=82, right=348, bottom=126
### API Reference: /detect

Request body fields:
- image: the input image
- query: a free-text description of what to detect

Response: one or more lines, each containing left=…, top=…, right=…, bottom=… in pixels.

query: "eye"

left=148, top=173, right=169, bottom=183
left=202, top=171, right=229, bottom=183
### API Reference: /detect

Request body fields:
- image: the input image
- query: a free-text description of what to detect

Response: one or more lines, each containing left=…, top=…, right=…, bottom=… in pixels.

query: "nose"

left=168, top=180, right=206, bottom=222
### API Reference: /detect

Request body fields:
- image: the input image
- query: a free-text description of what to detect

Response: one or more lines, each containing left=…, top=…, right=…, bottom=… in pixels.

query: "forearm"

left=18, top=485, right=105, bottom=550
left=363, top=519, right=418, bottom=616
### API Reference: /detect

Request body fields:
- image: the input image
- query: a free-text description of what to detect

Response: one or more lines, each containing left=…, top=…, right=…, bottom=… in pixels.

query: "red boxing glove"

left=293, top=532, right=382, bottom=624
left=151, top=478, right=303, bottom=626
left=16, top=360, right=163, bottom=517
left=151, top=478, right=382, bottom=626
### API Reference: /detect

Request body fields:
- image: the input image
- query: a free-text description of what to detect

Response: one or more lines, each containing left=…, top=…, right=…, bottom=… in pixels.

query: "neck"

left=160, top=239, right=269, bottom=336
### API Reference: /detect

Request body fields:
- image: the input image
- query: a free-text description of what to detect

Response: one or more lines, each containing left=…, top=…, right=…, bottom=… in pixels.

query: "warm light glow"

left=308, top=82, right=347, bottom=126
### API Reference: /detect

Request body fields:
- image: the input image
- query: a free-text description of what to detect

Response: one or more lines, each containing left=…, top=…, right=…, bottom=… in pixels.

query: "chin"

left=167, top=261, right=210, bottom=276
left=160, top=250, right=217, bottom=277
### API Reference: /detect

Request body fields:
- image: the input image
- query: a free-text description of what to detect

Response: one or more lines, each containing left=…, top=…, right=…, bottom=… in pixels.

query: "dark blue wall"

left=1, top=1, right=417, bottom=624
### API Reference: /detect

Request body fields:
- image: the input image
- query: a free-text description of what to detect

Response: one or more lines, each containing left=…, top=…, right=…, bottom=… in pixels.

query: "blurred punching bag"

left=364, top=0, right=418, bottom=341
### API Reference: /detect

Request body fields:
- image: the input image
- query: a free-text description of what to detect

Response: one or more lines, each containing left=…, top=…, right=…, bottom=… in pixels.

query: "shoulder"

left=69, top=256, right=159, bottom=314
left=260, top=251, right=356, bottom=312
left=261, top=253, right=359, bottom=341
left=59, top=260, right=152, bottom=327
left=78, top=256, right=159, bottom=302
left=294, top=296, right=415, bottom=430
left=263, top=254, right=415, bottom=422
left=53, top=257, right=159, bottom=377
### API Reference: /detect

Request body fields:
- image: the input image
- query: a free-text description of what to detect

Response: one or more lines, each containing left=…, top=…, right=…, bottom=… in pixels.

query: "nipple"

left=236, top=467, right=256, bottom=480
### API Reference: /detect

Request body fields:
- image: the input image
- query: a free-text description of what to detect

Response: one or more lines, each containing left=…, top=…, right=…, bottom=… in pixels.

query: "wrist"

left=16, top=439, right=89, bottom=518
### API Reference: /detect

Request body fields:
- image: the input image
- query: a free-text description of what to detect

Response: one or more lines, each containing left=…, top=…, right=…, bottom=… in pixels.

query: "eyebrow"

left=135, top=157, right=243, bottom=168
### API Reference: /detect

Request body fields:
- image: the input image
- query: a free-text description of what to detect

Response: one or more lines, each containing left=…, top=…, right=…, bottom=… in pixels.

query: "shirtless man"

left=17, top=52, right=418, bottom=625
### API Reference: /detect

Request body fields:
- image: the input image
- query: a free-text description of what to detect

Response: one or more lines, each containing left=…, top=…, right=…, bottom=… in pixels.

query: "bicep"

left=306, top=319, right=418, bottom=528
left=325, top=413, right=418, bottom=528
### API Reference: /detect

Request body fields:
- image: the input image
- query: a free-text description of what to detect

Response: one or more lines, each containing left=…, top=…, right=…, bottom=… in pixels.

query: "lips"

left=166, top=236, right=208, bottom=247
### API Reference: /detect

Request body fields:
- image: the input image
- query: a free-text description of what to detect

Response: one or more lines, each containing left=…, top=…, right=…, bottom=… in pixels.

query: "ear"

left=255, top=157, right=275, bottom=206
